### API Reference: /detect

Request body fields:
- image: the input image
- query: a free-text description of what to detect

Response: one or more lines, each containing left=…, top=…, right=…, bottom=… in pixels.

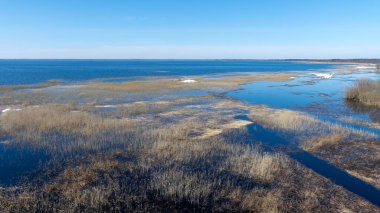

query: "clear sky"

left=0, top=0, right=379, bottom=59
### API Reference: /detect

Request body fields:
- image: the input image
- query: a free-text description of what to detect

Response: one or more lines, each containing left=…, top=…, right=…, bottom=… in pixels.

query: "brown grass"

left=1, top=105, right=133, bottom=142
left=1, top=141, right=375, bottom=212
left=305, top=135, right=344, bottom=151
left=0, top=93, right=378, bottom=211
left=345, top=79, right=380, bottom=107
left=313, top=141, right=380, bottom=189
left=0, top=103, right=294, bottom=212
left=246, top=106, right=375, bottom=150
left=339, top=116, right=380, bottom=130
left=80, top=73, right=294, bottom=92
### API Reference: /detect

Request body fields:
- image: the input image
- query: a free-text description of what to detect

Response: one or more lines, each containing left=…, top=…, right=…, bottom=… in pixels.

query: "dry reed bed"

left=0, top=72, right=379, bottom=211
left=339, top=116, right=380, bottom=130
left=0, top=88, right=140, bottom=106
left=0, top=102, right=377, bottom=212
left=242, top=105, right=380, bottom=191
left=314, top=141, right=380, bottom=189
left=0, top=103, right=287, bottom=212
left=212, top=100, right=375, bottom=150
left=0, top=105, right=149, bottom=156
left=1, top=131, right=376, bottom=212
left=211, top=100, right=380, bottom=192
left=246, top=106, right=375, bottom=150
left=345, top=79, right=380, bottom=107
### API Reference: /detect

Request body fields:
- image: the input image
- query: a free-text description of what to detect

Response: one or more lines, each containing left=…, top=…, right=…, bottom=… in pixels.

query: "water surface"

left=229, top=72, right=380, bottom=124
left=0, top=60, right=340, bottom=85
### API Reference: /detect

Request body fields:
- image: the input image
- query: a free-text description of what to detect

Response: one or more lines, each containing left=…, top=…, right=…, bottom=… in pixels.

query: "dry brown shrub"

left=345, top=79, right=380, bottom=106
left=303, top=134, right=344, bottom=151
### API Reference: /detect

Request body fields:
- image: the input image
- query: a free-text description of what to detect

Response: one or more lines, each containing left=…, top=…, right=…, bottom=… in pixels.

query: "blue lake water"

left=0, top=60, right=339, bottom=85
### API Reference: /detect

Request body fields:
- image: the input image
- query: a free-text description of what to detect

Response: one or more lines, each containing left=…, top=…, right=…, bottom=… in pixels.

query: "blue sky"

left=0, top=0, right=379, bottom=59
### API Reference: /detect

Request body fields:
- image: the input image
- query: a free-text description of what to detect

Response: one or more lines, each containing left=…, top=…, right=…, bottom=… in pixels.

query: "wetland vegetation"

left=345, top=79, right=380, bottom=107
left=2, top=0, right=380, bottom=211
left=1, top=62, right=380, bottom=212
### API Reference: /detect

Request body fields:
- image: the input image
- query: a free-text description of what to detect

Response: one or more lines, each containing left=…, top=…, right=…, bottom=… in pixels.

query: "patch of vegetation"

left=0, top=130, right=375, bottom=212
left=345, top=79, right=380, bottom=107
left=246, top=106, right=374, bottom=150
left=0, top=101, right=377, bottom=212
left=313, top=141, right=380, bottom=189
left=83, top=73, right=294, bottom=92
left=0, top=78, right=379, bottom=212
left=239, top=104, right=379, bottom=193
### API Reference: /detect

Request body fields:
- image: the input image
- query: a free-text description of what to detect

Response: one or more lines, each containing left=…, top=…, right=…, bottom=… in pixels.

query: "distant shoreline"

left=0, top=58, right=379, bottom=63
left=283, top=59, right=380, bottom=64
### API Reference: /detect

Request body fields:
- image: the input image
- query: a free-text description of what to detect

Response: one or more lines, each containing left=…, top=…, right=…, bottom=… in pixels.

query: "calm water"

left=0, top=60, right=338, bottom=85
left=228, top=72, right=380, bottom=124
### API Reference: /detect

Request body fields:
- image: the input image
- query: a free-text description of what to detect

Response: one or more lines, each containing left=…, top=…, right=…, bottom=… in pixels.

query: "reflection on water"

left=345, top=99, right=380, bottom=122
left=228, top=72, right=380, bottom=124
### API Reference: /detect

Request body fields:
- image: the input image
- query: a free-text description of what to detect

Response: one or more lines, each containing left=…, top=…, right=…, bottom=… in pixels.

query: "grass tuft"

left=345, top=79, right=380, bottom=107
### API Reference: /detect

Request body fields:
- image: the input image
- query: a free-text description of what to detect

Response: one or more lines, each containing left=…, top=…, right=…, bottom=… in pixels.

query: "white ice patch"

left=356, top=66, right=376, bottom=69
left=95, top=105, right=115, bottom=108
left=180, top=79, right=197, bottom=83
left=310, top=73, right=334, bottom=79
left=1, top=108, right=22, bottom=114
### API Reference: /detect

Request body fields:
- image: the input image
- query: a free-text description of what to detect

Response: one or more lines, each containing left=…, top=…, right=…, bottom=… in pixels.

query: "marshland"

left=0, top=60, right=379, bottom=212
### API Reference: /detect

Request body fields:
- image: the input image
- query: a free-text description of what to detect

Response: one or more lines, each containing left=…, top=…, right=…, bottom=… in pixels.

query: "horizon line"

left=0, top=58, right=379, bottom=60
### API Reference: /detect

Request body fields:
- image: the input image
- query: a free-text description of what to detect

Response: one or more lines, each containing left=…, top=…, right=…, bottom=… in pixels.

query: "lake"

left=0, top=60, right=339, bottom=85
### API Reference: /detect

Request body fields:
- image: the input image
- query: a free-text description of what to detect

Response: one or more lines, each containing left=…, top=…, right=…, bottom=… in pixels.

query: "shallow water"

left=228, top=71, right=380, bottom=124
left=0, top=60, right=340, bottom=85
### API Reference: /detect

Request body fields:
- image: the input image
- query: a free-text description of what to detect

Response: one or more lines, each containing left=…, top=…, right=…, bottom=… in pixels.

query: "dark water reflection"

left=344, top=99, right=380, bottom=122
